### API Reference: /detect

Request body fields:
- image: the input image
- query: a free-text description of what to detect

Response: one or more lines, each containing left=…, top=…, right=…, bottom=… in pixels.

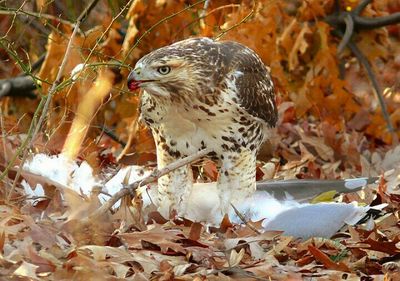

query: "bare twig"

left=354, top=13, right=400, bottom=29
left=0, top=107, right=11, bottom=188
left=214, top=0, right=256, bottom=40
left=0, top=7, right=75, bottom=28
left=325, top=0, right=400, bottom=134
left=333, top=29, right=394, bottom=134
left=325, top=7, right=400, bottom=31
left=173, top=4, right=241, bottom=40
left=122, top=0, right=206, bottom=66
left=230, top=203, right=261, bottom=235
left=2, top=0, right=101, bottom=201
left=96, top=125, right=127, bottom=147
left=1, top=1, right=27, bottom=39
left=19, top=53, right=46, bottom=76
left=0, top=89, right=46, bottom=182
left=90, top=148, right=211, bottom=218
left=16, top=11, right=49, bottom=35
left=337, top=13, right=354, bottom=55
left=117, top=112, right=139, bottom=161
left=353, top=0, right=372, bottom=15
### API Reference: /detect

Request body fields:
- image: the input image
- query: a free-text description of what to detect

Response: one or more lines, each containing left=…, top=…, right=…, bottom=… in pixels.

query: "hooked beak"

left=127, top=70, right=141, bottom=91
left=127, top=69, right=155, bottom=91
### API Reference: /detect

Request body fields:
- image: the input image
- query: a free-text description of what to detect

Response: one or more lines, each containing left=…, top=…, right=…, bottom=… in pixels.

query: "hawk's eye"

left=157, top=66, right=171, bottom=75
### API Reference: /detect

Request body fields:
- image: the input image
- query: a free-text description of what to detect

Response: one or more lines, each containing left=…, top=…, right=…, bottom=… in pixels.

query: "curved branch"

left=354, top=13, right=400, bottom=29
left=353, top=0, right=372, bottom=15
left=337, top=13, right=354, bottom=55
left=341, top=34, right=394, bottom=133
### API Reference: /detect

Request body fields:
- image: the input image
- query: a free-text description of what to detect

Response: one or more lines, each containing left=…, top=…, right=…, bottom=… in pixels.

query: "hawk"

left=127, top=37, right=277, bottom=217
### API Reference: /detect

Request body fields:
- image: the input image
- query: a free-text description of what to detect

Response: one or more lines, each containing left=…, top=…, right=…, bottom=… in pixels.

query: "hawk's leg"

left=155, top=139, right=193, bottom=218
left=217, top=149, right=257, bottom=215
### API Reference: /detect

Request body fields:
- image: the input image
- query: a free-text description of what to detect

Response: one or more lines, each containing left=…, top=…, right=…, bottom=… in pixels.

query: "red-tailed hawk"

left=127, top=37, right=277, bottom=217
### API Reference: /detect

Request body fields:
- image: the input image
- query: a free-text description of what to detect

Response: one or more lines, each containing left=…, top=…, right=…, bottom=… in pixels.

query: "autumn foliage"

left=1, top=0, right=400, bottom=280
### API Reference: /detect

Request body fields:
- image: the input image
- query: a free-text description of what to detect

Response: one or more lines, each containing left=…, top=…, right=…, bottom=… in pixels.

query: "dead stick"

left=230, top=203, right=261, bottom=235
left=90, top=148, right=212, bottom=218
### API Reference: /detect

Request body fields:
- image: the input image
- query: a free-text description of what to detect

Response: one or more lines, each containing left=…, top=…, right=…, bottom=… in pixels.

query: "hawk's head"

left=127, top=38, right=223, bottom=98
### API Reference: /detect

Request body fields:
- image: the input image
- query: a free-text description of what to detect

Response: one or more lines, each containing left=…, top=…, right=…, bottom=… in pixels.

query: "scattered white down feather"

left=23, top=154, right=152, bottom=204
left=21, top=180, right=44, bottom=198
left=22, top=153, right=369, bottom=239
left=23, top=153, right=98, bottom=195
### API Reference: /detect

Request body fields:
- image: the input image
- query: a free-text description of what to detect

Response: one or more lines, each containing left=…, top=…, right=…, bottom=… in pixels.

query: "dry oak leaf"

left=78, top=245, right=158, bottom=276
left=119, top=225, right=186, bottom=254
left=289, top=23, right=312, bottom=71
left=298, top=130, right=334, bottom=161
left=13, top=261, right=40, bottom=280
left=308, top=245, right=351, bottom=272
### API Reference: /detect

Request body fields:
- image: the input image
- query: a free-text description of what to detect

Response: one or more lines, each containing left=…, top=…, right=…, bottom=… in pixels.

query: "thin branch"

left=90, top=148, right=212, bottom=218
left=326, top=10, right=400, bottom=31
left=122, top=0, right=206, bottom=66
left=214, top=0, right=256, bottom=40
left=16, top=11, right=49, bottom=35
left=1, top=0, right=27, bottom=39
left=325, top=1, right=400, bottom=134
left=30, top=54, right=46, bottom=72
left=0, top=107, right=11, bottom=188
left=333, top=29, right=394, bottom=134
left=76, top=0, right=100, bottom=23
left=198, top=0, right=211, bottom=33
left=230, top=203, right=261, bottom=235
left=0, top=94, right=46, bottom=181
left=97, top=125, right=127, bottom=147
left=0, top=0, right=128, bottom=185
left=173, top=4, right=241, bottom=40
left=337, top=13, right=354, bottom=55
left=0, top=7, right=75, bottom=28
left=347, top=41, right=394, bottom=132
left=354, top=13, right=400, bottom=29
left=353, top=0, right=372, bottom=15
left=3, top=0, right=101, bottom=201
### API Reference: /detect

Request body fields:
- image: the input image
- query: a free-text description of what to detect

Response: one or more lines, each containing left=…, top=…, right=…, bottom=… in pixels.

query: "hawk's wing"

left=234, top=67, right=277, bottom=127
left=220, top=41, right=278, bottom=127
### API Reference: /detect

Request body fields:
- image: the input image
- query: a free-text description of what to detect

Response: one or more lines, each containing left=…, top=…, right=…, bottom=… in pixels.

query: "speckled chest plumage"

left=139, top=87, right=269, bottom=165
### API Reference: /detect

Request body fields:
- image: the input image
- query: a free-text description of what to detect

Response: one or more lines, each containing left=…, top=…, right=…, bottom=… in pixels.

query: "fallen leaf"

left=308, top=245, right=351, bottom=272
left=228, top=248, right=245, bottom=267
left=13, top=261, right=39, bottom=280
left=119, top=225, right=186, bottom=254
left=189, top=222, right=203, bottom=241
